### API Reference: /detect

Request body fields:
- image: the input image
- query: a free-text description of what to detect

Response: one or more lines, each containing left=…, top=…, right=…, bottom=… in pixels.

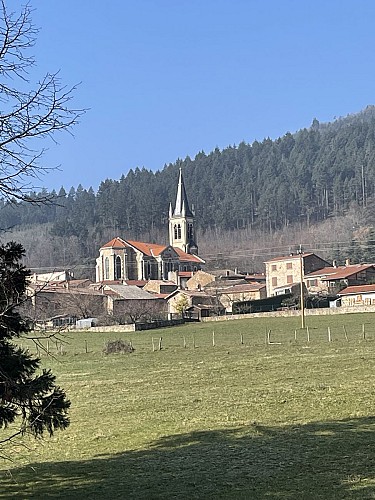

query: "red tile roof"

left=101, top=237, right=204, bottom=263
left=173, top=247, right=205, bottom=263
left=338, top=284, right=375, bottom=295
left=127, top=240, right=166, bottom=257
left=100, top=237, right=127, bottom=249
left=306, top=264, right=375, bottom=280
left=179, top=271, right=194, bottom=278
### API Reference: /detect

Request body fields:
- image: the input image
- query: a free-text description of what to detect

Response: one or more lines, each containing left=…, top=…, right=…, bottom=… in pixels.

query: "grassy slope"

left=1, top=314, right=375, bottom=499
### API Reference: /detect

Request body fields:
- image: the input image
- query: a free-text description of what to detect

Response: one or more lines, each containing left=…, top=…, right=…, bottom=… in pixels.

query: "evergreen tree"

left=0, top=242, right=70, bottom=450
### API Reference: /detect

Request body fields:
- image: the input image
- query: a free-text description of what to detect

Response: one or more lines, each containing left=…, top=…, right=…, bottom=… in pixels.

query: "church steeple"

left=169, top=168, right=197, bottom=254
left=173, top=167, right=193, bottom=217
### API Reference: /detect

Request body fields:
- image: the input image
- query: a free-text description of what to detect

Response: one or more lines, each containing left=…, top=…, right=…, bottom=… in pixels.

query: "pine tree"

left=0, top=242, right=70, bottom=452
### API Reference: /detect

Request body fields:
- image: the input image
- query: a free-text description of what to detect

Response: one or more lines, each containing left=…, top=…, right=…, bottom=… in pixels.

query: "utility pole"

left=297, top=244, right=306, bottom=329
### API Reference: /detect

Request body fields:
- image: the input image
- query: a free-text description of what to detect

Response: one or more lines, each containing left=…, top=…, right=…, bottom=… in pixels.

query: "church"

left=95, top=169, right=205, bottom=283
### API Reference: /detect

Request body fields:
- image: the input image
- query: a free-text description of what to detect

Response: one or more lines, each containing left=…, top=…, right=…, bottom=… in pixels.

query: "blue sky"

left=12, top=0, right=375, bottom=191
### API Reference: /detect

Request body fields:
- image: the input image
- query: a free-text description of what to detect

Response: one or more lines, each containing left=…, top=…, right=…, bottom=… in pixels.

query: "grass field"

left=1, top=313, right=375, bottom=499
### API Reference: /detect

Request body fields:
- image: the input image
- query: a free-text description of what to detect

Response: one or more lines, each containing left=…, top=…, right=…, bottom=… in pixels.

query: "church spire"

left=168, top=167, right=197, bottom=255
left=173, top=167, right=193, bottom=217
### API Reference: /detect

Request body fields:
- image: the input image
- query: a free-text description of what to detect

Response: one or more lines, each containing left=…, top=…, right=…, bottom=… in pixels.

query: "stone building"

left=96, top=169, right=204, bottom=283
left=265, top=252, right=329, bottom=297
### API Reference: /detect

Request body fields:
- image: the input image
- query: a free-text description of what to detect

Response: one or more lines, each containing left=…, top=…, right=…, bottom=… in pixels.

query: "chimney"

left=345, top=258, right=351, bottom=267
left=333, top=260, right=337, bottom=268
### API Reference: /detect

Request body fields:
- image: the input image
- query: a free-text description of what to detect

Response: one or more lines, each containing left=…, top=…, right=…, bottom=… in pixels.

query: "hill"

left=3, top=106, right=375, bottom=271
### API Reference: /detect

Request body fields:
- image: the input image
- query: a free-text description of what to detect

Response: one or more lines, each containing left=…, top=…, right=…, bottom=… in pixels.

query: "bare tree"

left=0, top=1, right=82, bottom=459
left=0, top=1, right=83, bottom=202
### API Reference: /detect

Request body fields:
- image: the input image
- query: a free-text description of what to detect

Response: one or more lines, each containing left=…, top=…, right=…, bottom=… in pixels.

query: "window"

left=174, top=225, right=178, bottom=239
left=287, top=275, right=293, bottom=284
left=308, top=279, right=318, bottom=287
left=115, top=255, right=122, bottom=280
left=272, top=277, right=278, bottom=286
left=271, top=264, right=277, bottom=271
left=286, top=262, right=293, bottom=270
left=104, top=257, right=109, bottom=280
left=177, top=224, right=181, bottom=239
left=188, top=223, right=193, bottom=239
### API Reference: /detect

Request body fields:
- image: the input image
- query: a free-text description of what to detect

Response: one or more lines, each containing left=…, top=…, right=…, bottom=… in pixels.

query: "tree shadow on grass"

left=1, top=416, right=375, bottom=499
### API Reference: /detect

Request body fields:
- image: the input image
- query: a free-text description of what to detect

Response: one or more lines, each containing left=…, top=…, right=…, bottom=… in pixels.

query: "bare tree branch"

left=0, top=1, right=85, bottom=203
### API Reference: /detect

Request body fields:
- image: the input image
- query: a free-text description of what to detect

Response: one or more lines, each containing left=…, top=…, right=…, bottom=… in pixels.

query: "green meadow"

left=1, top=313, right=375, bottom=499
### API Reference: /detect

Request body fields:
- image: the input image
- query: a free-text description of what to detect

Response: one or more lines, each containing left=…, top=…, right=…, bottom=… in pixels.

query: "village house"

left=26, top=280, right=106, bottom=325
left=265, top=252, right=329, bottom=297
left=95, top=169, right=204, bottom=283
left=102, top=284, right=166, bottom=321
left=211, top=282, right=267, bottom=313
left=167, top=289, right=223, bottom=319
left=143, top=279, right=178, bottom=295
left=337, top=284, right=375, bottom=307
left=304, top=262, right=375, bottom=296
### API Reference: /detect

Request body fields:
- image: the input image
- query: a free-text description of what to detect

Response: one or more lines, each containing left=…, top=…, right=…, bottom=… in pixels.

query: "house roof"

left=179, top=271, right=195, bottom=278
left=218, top=283, right=266, bottom=294
left=104, top=284, right=156, bottom=300
left=265, top=252, right=316, bottom=263
left=338, top=284, right=375, bottom=296
left=123, top=280, right=148, bottom=287
left=306, top=264, right=375, bottom=280
left=152, top=293, right=170, bottom=299
left=207, top=269, right=244, bottom=278
left=245, top=273, right=266, bottom=282
left=166, top=289, right=209, bottom=300
left=146, top=280, right=176, bottom=286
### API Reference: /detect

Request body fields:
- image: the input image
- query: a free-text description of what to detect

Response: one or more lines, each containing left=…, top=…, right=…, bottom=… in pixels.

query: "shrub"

left=103, top=339, right=135, bottom=355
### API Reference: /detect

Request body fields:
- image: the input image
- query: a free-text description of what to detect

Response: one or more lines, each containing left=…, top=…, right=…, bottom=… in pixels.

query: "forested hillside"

left=2, top=106, right=375, bottom=272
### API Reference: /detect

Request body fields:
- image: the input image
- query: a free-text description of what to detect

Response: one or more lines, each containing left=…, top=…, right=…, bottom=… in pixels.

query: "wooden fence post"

left=307, top=326, right=310, bottom=343
left=240, top=333, right=244, bottom=345
left=158, top=337, right=163, bottom=351
left=343, top=325, right=348, bottom=342
left=328, top=326, right=331, bottom=343
left=212, top=330, right=215, bottom=347
left=362, top=324, right=366, bottom=340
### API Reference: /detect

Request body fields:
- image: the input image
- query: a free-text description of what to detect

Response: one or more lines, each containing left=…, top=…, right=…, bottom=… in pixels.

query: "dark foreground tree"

left=0, top=242, right=70, bottom=454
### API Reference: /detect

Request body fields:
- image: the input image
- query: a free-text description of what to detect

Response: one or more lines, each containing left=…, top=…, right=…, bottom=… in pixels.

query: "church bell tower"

left=169, top=168, right=198, bottom=254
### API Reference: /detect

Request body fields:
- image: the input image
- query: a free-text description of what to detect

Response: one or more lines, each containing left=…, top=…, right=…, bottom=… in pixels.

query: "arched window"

left=174, top=224, right=178, bottom=239
left=177, top=224, right=181, bottom=239
left=188, top=223, right=193, bottom=239
left=104, top=257, right=110, bottom=280
left=115, top=255, right=122, bottom=280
